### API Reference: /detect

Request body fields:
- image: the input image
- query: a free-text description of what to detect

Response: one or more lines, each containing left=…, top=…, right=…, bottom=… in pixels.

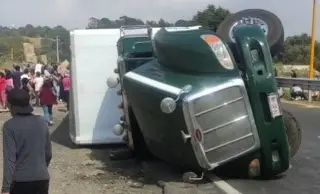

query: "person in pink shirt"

left=0, top=72, right=7, bottom=109
left=5, top=70, right=14, bottom=91
left=62, top=71, right=70, bottom=111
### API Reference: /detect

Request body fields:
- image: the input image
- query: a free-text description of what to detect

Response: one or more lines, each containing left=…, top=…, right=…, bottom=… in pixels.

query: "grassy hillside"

left=0, top=36, right=57, bottom=65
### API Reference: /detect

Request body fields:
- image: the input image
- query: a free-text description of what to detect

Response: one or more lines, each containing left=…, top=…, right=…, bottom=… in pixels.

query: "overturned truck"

left=107, top=9, right=302, bottom=180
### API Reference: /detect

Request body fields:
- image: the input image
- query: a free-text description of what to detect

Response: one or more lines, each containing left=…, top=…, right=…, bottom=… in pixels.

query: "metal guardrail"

left=276, top=77, right=320, bottom=90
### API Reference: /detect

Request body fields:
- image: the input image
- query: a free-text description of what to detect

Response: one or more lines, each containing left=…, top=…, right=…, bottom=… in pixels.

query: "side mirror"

left=107, top=76, right=119, bottom=88
left=160, top=97, right=177, bottom=114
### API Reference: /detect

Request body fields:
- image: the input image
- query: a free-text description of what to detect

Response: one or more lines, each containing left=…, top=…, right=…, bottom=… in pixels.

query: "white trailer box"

left=69, top=29, right=123, bottom=145
left=69, top=26, right=201, bottom=145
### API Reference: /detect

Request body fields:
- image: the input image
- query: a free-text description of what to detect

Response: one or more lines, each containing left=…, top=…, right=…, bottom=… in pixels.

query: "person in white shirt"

left=33, top=72, right=44, bottom=106
left=20, top=69, right=30, bottom=81
left=43, top=68, right=51, bottom=78
left=35, top=63, right=43, bottom=74
left=290, top=85, right=307, bottom=100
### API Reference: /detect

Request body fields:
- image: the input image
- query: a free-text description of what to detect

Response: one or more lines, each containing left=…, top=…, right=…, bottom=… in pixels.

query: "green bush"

left=282, top=88, right=291, bottom=100
left=275, top=63, right=309, bottom=77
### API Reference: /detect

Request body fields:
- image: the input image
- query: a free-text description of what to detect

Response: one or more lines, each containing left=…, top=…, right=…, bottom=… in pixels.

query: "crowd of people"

left=0, top=62, right=72, bottom=193
left=0, top=62, right=71, bottom=125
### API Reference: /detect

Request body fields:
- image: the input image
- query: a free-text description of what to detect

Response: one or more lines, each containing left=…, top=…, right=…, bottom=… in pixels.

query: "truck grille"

left=190, top=85, right=258, bottom=166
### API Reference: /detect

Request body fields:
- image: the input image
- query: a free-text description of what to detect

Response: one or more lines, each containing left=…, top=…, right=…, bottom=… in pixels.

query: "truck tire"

left=216, top=9, right=284, bottom=56
left=283, top=109, right=302, bottom=158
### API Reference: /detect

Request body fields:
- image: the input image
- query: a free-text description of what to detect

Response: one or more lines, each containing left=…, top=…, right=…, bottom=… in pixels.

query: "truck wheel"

left=216, top=9, right=284, bottom=56
left=283, top=110, right=302, bottom=158
left=128, top=107, right=152, bottom=159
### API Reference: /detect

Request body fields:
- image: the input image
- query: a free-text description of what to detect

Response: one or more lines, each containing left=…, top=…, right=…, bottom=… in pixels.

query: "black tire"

left=283, top=109, right=302, bottom=158
left=216, top=9, right=284, bottom=56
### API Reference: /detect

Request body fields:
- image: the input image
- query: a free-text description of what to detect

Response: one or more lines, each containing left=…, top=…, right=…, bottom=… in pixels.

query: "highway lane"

left=218, top=103, right=320, bottom=194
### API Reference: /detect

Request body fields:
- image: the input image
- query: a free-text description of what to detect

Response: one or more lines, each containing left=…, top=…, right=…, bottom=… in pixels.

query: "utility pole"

left=56, top=36, right=60, bottom=63
left=308, top=0, right=317, bottom=102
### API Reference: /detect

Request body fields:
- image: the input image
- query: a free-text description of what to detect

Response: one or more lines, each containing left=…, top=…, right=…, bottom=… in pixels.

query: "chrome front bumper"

left=182, top=78, right=260, bottom=170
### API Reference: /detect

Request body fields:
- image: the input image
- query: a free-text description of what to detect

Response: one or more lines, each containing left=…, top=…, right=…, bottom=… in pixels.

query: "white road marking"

left=317, top=136, right=320, bottom=139
left=206, top=173, right=242, bottom=194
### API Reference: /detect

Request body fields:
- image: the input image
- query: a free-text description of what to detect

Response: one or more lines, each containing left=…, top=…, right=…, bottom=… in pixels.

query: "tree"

left=24, top=24, right=37, bottom=37
left=119, top=16, right=144, bottom=25
left=192, top=5, right=231, bottom=30
left=158, top=18, right=173, bottom=27
left=87, top=17, right=100, bottom=29
left=275, top=33, right=320, bottom=71
left=146, top=20, right=159, bottom=27
left=174, top=20, right=191, bottom=27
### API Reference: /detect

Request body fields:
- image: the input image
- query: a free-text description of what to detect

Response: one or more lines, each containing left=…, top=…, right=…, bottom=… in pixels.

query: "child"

left=39, top=79, right=56, bottom=125
left=0, top=72, right=7, bottom=109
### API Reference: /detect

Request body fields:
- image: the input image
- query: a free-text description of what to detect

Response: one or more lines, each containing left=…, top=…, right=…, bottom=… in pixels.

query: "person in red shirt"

left=0, top=72, right=7, bottom=109
left=39, top=79, right=56, bottom=125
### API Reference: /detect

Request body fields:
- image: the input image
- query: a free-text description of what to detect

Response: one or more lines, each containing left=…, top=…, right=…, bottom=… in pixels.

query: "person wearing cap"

left=1, top=88, right=52, bottom=194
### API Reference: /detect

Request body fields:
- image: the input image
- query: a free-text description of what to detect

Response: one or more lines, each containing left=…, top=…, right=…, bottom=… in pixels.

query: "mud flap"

left=232, top=25, right=290, bottom=177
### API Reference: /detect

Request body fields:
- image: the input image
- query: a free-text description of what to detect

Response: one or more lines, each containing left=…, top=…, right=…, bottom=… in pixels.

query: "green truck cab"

left=107, top=9, right=301, bottom=180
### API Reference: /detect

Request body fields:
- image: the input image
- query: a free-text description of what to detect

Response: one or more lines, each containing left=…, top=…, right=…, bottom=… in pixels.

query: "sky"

left=0, top=0, right=318, bottom=38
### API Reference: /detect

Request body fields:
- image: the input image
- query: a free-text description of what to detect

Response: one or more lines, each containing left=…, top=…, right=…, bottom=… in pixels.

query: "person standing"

left=62, top=71, right=70, bottom=110
left=43, top=66, right=51, bottom=78
left=20, top=69, right=30, bottom=80
left=52, top=71, right=61, bottom=102
left=4, top=70, right=14, bottom=92
left=12, top=66, right=23, bottom=89
left=33, top=72, right=44, bottom=107
left=0, top=72, right=7, bottom=109
left=39, top=79, right=57, bottom=125
left=1, top=88, right=52, bottom=194
left=28, top=69, right=35, bottom=89
left=35, top=62, right=43, bottom=74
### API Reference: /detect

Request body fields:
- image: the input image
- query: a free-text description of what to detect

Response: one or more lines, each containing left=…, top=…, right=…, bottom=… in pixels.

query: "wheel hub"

left=228, top=17, right=269, bottom=42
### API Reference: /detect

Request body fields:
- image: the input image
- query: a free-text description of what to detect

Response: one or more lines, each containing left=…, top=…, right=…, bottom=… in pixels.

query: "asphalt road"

left=217, top=103, right=320, bottom=194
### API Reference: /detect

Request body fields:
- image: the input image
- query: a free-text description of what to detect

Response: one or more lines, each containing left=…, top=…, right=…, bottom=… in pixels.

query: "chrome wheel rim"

left=228, top=17, right=269, bottom=42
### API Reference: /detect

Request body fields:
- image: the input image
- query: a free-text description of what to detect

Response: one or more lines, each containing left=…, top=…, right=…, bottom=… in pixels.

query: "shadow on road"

left=50, top=111, right=184, bottom=188
left=50, top=113, right=77, bottom=149
left=88, top=146, right=187, bottom=187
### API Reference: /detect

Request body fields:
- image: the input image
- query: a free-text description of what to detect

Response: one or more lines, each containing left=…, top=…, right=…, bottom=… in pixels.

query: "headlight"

left=200, top=34, right=234, bottom=70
